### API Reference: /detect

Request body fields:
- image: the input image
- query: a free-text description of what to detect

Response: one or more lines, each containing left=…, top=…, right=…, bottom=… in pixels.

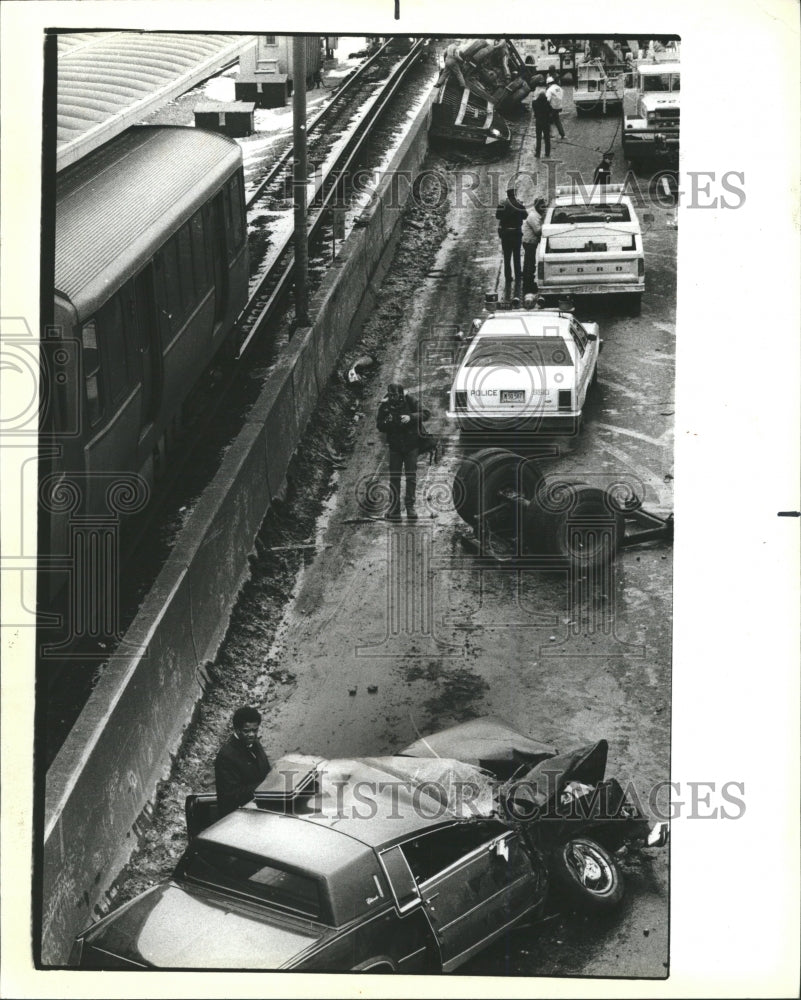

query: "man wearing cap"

left=376, top=383, right=430, bottom=521
left=522, top=197, right=546, bottom=296
left=530, top=75, right=551, bottom=158
left=546, top=74, right=566, bottom=139
left=495, top=185, right=528, bottom=298
left=214, top=706, right=271, bottom=818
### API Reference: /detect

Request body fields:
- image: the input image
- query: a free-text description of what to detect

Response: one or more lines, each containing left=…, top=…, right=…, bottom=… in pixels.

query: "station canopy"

left=56, top=31, right=255, bottom=171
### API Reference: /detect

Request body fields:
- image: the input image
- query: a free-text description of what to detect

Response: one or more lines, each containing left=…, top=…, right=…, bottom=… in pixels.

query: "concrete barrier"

left=42, top=89, right=434, bottom=964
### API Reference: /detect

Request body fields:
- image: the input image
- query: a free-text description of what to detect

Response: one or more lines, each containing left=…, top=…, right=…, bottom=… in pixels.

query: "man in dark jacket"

left=593, top=153, right=612, bottom=187
left=376, top=383, right=430, bottom=521
left=214, top=706, right=271, bottom=817
left=531, top=76, right=551, bottom=158
left=495, top=185, right=528, bottom=298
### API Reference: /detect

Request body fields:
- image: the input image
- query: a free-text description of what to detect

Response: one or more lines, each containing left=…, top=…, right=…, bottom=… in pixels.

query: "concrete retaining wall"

left=42, top=89, right=433, bottom=965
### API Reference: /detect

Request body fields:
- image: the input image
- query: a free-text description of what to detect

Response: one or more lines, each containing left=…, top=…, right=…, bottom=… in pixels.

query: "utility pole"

left=292, top=35, right=310, bottom=328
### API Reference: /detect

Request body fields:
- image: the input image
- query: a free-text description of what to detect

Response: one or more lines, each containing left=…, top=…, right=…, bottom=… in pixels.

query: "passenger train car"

left=42, top=125, right=249, bottom=595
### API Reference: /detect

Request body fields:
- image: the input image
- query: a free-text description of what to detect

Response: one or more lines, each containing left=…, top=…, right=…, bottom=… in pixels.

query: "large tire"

left=452, top=448, right=514, bottom=525
left=477, top=452, right=543, bottom=537
left=552, top=837, right=624, bottom=911
left=525, top=483, right=624, bottom=568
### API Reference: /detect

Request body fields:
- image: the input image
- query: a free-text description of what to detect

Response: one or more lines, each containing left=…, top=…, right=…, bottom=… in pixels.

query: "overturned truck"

left=430, top=38, right=531, bottom=148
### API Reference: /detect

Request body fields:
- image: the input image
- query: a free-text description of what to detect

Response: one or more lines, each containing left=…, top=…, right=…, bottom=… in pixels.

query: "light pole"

left=292, top=35, right=310, bottom=328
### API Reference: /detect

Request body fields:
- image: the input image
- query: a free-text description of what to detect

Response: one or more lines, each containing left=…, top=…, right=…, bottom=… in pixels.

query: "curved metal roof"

left=55, top=126, right=241, bottom=320
left=57, top=31, right=255, bottom=171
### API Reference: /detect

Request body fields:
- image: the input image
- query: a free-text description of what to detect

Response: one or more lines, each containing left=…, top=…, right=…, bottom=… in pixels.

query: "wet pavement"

left=256, top=91, right=674, bottom=976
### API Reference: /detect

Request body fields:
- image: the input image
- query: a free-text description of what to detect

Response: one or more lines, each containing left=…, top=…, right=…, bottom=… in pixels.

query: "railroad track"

left=237, top=38, right=425, bottom=357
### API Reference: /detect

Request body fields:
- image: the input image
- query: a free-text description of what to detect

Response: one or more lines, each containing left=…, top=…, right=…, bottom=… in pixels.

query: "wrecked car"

left=71, top=718, right=667, bottom=971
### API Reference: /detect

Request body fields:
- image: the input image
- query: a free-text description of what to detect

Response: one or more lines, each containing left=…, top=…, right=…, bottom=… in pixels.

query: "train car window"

left=81, top=320, right=103, bottom=426
left=228, top=174, right=245, bottom=251
left=222, top=182, right=233, bottom=250
left=98, top=295, right=130, bottom=403
left=177, top=223, right=195, bottom=312
left=160, top=235, right=184, bottom=328
left=191, top=213, right=210, bottom=290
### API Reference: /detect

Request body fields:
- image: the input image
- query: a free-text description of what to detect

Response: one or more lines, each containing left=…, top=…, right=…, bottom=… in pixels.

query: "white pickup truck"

left=536, top=184, right=645, bottom=314
left=622, top=61, right=680, bottom=168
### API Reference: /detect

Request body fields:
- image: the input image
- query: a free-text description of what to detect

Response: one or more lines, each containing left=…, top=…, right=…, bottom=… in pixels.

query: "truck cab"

left=622, top=61, right=680, bottom=167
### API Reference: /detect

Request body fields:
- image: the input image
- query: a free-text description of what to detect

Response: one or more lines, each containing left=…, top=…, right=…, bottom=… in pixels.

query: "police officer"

left=376, top=383, right=430, bottom=521
left=496, top=184, right=528, bottom=299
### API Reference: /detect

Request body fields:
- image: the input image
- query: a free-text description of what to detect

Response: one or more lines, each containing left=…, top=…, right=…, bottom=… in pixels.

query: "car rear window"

left=465, top=337, right=574, bottom=367
left=550, top=204, right=631, bottom=224
left=182, top=843, right=326, bottom=921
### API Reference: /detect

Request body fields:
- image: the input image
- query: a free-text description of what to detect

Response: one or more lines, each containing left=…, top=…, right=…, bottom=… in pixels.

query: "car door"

left=410, top=825, right=545, bottom=973
left=185, top=793, right=220, bottom=839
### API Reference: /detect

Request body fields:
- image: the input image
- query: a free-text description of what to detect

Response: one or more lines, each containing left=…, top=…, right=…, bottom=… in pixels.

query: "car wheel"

left=552, top=837, right=624, bottom=911
left=627, top=294, right=642, bottom=316
left=590, top=362, right=599, bottom=389
left=525, top=483, right=624, bottom=568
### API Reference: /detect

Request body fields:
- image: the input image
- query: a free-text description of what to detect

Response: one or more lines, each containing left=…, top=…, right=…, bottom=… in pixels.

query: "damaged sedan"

left=71, top=718, right=667, bottom=971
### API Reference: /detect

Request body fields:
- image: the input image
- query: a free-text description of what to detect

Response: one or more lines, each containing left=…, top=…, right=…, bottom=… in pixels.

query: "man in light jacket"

left=522, top=197, right=546, bottom=296
left=546, top=75, right=566, bottom=139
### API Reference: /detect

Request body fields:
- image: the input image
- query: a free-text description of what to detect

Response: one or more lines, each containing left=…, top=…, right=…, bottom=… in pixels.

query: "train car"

left=43, top=125, right=249, bottom=579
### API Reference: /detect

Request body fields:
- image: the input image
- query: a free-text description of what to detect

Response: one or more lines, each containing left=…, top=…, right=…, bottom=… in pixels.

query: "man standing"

left=496, top=184, right=527, bottom=298
left=593, top=153, right=612, bottom=187
left=522, top=197, right=546, bottom=296
left=214, top=706, right=271, bottom=818
left=546, top=75, right=566, bottom=139
left=531, top=76, right=551, bottom=158
left=377, top=383, right=429, bottom=521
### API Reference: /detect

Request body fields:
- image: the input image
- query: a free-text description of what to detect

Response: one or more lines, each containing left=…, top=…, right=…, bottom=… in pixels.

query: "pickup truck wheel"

left=627, top=293, right=642, bottom=316
left=552, top=837, right=624, bottom=911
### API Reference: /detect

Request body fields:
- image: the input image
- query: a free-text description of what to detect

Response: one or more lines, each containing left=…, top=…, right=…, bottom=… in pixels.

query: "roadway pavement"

left=255, top=93, right=675, bottom=977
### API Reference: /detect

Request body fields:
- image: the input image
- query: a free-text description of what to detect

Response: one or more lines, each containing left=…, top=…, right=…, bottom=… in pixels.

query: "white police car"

left=447, top=305, right=600, bottom=433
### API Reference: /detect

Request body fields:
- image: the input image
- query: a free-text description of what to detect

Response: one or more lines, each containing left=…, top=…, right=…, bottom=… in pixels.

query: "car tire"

left=525, top=483, right=624, bottom=568
left=590, top=361, right=599, bottom=389
left=552, top=837, right=624, bottom=911
left=627, top=293, right=642, bottom=316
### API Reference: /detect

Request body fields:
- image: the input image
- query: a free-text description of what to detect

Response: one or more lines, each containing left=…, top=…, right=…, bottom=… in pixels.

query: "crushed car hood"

left=83, top=883, right=324, bottom=969
left=401, top=717, right=555, bottom=769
